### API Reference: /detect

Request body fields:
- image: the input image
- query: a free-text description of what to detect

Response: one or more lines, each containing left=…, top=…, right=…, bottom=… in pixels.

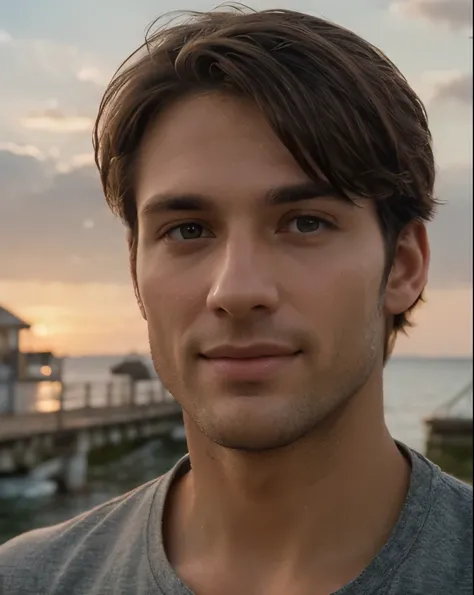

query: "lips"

left=201, top=343, right=299, bottom=360
left=199, top=343, right=301, bottom=382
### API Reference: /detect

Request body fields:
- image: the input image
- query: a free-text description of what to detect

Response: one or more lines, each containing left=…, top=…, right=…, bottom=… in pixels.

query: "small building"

left=0, top=305, right=62, bottom=414
left=0, top=306, right=30, bottom=413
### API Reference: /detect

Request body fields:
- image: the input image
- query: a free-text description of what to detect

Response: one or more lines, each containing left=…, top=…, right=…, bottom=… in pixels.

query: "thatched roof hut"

left=110, top=356, right=151, bottom=381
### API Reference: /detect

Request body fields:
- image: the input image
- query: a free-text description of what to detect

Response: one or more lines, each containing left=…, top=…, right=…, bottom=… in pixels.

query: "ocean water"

left=62, top=354, right=473, bottom=454
left=0, top=356, right=471, bottom=544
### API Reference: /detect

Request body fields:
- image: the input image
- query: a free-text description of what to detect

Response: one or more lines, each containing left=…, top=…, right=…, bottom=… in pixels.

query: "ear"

left=127, top=229, right=147, bottom=321
left=384, top=221, right=430, bottom=318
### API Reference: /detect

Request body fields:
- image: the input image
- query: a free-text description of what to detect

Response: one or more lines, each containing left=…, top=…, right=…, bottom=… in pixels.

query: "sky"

left=0, top=0, right=472, bottom=357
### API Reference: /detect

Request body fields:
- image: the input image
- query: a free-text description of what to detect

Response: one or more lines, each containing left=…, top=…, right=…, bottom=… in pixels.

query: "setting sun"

left=32, top=323, right=50, bottom=337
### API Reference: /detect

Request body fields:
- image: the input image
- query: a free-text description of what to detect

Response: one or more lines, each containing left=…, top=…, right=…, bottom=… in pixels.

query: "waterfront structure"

left=0, top=306, right=62, bottom=414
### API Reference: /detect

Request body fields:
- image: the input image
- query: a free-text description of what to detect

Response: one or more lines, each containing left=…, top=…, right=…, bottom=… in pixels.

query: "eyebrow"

left=140, top=181, right=346, bottom=217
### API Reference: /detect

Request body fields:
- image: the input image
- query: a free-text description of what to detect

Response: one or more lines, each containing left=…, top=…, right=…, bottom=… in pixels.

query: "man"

left=0, top=7, right=472, bottom=595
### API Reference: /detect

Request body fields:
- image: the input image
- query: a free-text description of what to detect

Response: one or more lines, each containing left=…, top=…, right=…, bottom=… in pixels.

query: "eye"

left=284, top=215, right=331, bottom=234
left=165, top=222, right=214, bottom=241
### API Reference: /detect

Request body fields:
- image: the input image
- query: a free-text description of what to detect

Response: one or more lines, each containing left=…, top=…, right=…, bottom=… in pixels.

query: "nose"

left=206, top=238, right=279, bottom=319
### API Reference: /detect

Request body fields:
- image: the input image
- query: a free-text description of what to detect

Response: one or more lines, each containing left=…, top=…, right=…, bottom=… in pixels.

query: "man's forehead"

left=135, top=92, right=367, bottom=214
left=135, top=146, right=313, bottom=213
left=137, top=91, right=296, bottom=169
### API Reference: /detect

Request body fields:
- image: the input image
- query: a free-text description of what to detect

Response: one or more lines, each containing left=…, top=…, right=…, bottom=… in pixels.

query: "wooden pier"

left=0, top=379, right=184, bottom=492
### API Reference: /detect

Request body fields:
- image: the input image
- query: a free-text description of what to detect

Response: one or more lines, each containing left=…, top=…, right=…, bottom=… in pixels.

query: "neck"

left=165, top=374, right=411, bottom=587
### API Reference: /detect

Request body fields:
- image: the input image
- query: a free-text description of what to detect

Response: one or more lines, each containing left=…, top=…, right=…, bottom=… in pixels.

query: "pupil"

left=182, top=224, right=202, bottom=239
left=296, top=217, right=319, bottom=233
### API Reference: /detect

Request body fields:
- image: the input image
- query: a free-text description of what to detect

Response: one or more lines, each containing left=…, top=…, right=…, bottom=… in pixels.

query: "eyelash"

left=161, top=214, right=336, bottom=242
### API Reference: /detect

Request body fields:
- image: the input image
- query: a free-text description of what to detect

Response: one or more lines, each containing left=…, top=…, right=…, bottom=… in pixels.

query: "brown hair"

left=93, top=6, right=437, bottom=345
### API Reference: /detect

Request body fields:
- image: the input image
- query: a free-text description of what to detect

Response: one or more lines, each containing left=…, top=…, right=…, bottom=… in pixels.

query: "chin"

left=183, top=383, right=348, bottom=452
left=195, top=408, right=317, bottom=453
left=211, top=435, right=302, bottom=453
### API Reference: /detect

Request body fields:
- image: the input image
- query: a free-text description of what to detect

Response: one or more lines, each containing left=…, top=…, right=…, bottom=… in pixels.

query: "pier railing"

left=0, top=378, right=180, bottom=443
left=59, top=379, right=172, bottom=411
left=0, top=377, right=174, bottom=417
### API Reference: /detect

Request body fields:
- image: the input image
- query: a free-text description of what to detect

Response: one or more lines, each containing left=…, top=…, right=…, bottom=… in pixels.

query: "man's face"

left=134, top=92, right=388, bottom=451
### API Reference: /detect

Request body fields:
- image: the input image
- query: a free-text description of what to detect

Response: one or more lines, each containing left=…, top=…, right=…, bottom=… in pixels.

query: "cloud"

left=14, top=38, right=81, bottom=79
left=0, top=29, right=12, bottom=44
left=0, top=37, right=105, bottom=144
left=414, top=69, right=473, bottom=105
left=0, top=150, right=129, bottom=285
left=433, top=72, right=473, bottom=104
left=390, top=0, right=473, bottom=30
left=0, top=147, right=52, bottom=199
left=56, top=152, right=95, bottom=173
left=76, top=66, right=106, bottom=86
left=20, top=106, right=93, bottom=133
left=0, top=142, right=46, bottom=161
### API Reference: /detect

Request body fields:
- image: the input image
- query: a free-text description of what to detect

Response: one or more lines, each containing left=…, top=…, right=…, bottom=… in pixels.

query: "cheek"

left=137, top=251, right=166, bottom=315
left=136, top=245, right=205, bottom=335
left=287, top=249, right=384, bottom=334
left=136, top=253, right=186, bottom=385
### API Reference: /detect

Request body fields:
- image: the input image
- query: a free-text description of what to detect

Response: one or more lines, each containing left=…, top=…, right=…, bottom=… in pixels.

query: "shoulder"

left=438, top=469, right=473, bottom=502
left=394, top=452, right=472, bottom=593
left=432, top=466, right=472, bottom=527
left=412, top=448, right=472, bottom=541
left=0, top=476, right=163, bottom=595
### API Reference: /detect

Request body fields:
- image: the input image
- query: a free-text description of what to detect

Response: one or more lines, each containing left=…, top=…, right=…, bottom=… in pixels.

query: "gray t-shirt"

left=0, top=443, right=472, bottom=594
